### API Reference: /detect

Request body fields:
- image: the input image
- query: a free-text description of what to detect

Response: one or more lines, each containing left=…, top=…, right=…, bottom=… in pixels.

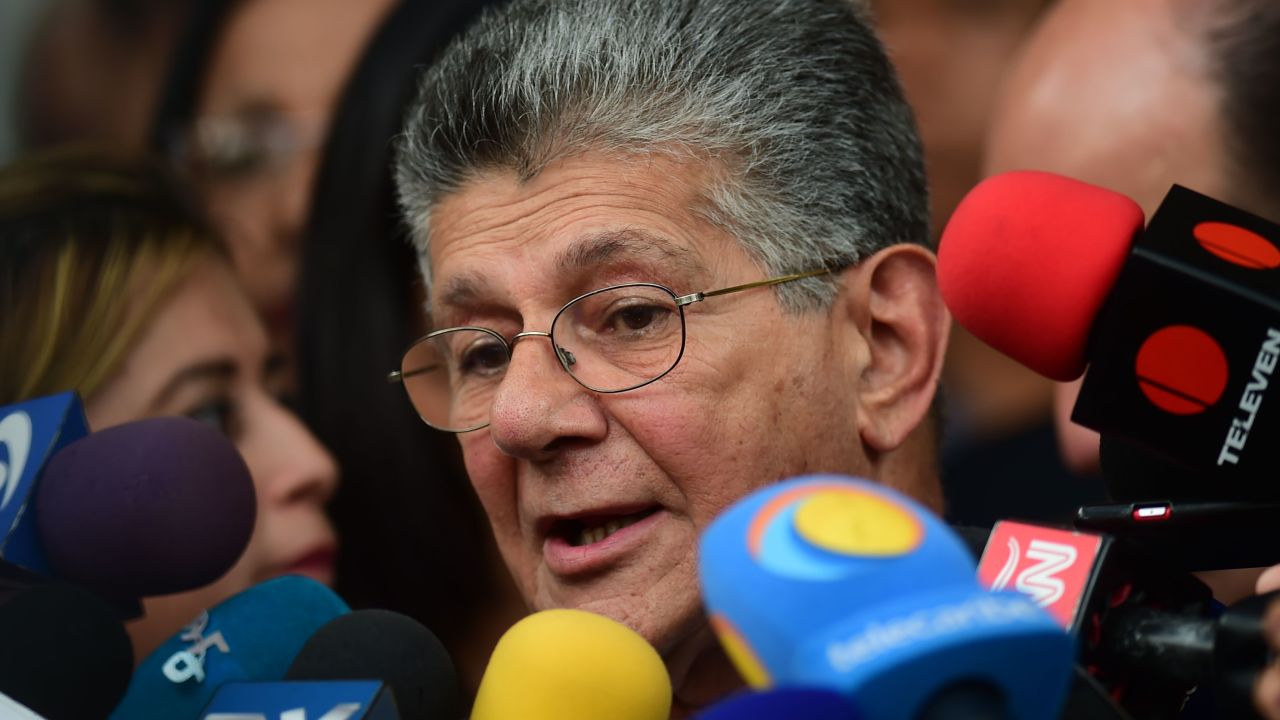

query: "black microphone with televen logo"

left=976, top=520, right=1273, bottom=719
left=939, top=171, right=1280, bottom=573
left=939, top=170, right=1280, bottom=499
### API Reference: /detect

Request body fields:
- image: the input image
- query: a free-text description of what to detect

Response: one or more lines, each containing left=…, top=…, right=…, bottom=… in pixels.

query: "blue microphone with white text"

left=200, top=681, right=399, bottom=720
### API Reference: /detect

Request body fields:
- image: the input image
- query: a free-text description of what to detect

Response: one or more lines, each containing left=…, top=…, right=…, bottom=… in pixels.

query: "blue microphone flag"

left=0, top=391, right=88, bottom=574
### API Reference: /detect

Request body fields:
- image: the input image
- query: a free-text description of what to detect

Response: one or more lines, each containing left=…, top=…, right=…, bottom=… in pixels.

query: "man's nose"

left=488, top=337, right=607, bottom=461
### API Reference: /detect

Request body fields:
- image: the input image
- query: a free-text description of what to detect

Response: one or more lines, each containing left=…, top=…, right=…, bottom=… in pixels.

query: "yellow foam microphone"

left=471, top=608, right=672, bottom=720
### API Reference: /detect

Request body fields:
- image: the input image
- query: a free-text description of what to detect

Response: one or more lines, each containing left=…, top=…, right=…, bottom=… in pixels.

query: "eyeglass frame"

left=167, top=111, right=329, bottom=184
left=387, top=267, right=833, bottom=432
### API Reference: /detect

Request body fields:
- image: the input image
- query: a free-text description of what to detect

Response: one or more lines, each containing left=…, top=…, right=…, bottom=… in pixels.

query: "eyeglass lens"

left=400, top=284, right=686, bottom=431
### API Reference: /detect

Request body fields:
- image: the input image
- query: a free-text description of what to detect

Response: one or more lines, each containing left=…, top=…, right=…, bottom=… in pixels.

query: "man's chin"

left=529, top=573, right=742, bottom=714
left=663, top=621, right=746, bottom=718
left=533, top=584, right=702, bottom=656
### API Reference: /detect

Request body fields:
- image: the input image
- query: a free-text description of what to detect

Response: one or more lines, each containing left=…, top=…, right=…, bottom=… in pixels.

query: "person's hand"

left=1053, top=378, right=1101, bottom=474
left=1259, top=566, right=1280, bottom=596
left=1254, top=569, right=1280, bottom=718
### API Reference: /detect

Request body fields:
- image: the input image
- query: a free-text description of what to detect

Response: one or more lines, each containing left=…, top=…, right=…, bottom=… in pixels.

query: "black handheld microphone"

left=1092, top=591, right=1277, bottom=720
left=286, top=609, right=461, bottom=720
left=1074, top=437, right=1280, bottom=571
left=0, top=560, right=133, bottom=720
left=979, top=520, right=1274, bottom=718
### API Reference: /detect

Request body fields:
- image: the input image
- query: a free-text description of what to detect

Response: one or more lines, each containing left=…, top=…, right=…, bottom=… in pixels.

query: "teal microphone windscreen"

left=110, top=575, right=349, bottom=719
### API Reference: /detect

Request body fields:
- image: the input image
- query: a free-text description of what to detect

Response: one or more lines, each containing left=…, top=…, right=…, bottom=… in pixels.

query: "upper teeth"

left=576, top=516, right=640, bottom=546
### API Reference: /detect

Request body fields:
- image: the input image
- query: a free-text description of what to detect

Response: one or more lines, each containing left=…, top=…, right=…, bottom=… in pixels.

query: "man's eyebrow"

left=150, top=360, right=236, bottom=410
left=435, top=230, right=704, bottom=315
left=554, top=229, right=706, bottom=277
left=435, top=272, right=495, bottom=324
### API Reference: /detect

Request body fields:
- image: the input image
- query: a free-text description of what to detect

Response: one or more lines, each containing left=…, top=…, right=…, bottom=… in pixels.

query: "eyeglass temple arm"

left=674, top=268, right=832, bottom=306
left=387, top=364, right=440, bottom=383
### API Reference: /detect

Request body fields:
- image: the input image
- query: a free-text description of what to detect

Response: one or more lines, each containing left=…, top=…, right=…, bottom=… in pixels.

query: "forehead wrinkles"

left=426, top=153, right=715, bottom=270
left=431, top=170, right=575, bottom=248
left=426, top=159, right=719, bottom=315
left=423, top=173, right=602, bottom=288
left=431, top=229, right=709, bottom=327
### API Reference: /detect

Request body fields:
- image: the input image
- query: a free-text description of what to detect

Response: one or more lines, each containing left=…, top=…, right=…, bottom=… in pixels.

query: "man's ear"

left=836, top=244, right=951, bottom=453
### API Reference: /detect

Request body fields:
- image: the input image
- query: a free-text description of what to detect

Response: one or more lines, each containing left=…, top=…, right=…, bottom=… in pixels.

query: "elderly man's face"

left=425, top=152, right=879, bottom=654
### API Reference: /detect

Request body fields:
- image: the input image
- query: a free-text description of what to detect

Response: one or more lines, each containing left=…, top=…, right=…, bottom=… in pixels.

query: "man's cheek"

left=622, top=392, right=725, bottom=455
left=459, top=433, right=500, bottom=478
left=459, top=441, right=516, bottom=513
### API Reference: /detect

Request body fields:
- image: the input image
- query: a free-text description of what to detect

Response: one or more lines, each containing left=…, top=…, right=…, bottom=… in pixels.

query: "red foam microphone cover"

left=937, top=171, right=1145, bottom=381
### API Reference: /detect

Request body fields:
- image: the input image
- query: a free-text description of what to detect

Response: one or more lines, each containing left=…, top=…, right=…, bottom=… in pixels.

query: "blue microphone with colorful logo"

left=699, top=475, right=1074, bottom=720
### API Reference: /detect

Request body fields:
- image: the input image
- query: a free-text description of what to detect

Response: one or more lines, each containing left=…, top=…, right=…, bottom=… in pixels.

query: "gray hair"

left=395, top=0, right=928, bottom=309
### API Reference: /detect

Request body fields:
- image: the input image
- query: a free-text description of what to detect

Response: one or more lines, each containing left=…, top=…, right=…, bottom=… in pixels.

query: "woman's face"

left=86, top=256, right=339, bottom=660
left=189, top=0, right=396, bottom=342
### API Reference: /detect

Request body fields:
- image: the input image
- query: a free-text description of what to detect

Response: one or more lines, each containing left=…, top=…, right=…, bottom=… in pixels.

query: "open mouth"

left=550, top=506, right=662, bottom=547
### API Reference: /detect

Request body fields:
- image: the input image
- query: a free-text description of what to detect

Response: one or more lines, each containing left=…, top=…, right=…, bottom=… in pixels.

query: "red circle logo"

left=1135, top=325, right=1229, bottom=415
left=1194, top=222, right=1280, bottom=269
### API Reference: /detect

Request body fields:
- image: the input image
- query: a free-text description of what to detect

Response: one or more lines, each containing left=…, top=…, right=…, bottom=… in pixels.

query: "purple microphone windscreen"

left=36, top=416, right=256, bottom=598
left=286, top=609, right=460, bottom=720
left=0, top=560, right=133, bottom=719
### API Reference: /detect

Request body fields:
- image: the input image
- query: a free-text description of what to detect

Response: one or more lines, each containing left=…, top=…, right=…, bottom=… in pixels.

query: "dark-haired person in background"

left=153, top=0, right=395, bottom=342
left=17, top=0, right=190, bottom=151
left=290, top=0, right=527, bottom=694
left=392, top=0, right=948, bottom=715
left=149, top=0, right=524, bottom=699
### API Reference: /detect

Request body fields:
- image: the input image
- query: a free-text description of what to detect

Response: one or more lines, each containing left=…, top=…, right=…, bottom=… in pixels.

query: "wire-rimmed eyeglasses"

left=388, top=268, right=831, bottom=432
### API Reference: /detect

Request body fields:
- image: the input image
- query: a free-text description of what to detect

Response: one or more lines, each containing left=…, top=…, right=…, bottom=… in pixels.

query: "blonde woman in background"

left=0, top=147, right=339, bottom=661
